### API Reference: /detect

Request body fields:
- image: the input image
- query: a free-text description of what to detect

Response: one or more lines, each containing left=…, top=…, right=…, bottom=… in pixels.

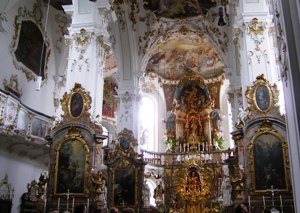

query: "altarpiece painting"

left=55, top=137, right=89, bottom=195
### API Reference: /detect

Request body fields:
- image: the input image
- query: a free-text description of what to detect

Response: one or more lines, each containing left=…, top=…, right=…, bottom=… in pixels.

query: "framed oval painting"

left=254, top=84, right=271, bottom=112
left=69, top=92, right=84, bottom=118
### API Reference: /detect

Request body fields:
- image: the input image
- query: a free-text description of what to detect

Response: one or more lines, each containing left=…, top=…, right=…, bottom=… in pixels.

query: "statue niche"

left=169, top=72, right=213, bottom=151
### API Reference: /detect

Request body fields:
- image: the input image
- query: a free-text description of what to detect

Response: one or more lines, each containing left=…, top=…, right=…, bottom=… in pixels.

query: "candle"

left=248, top=196, right=251, bottom=213
left=44, top=198, right=47, bottom=213
left=87, top=198, right=89, bottom=212
left=263, top=196, right=265, bottom=209
left=280, top=195, right=283, bottom=212
left=72, top=197, right=75, bottom=213
left=58, top=197, right=60, bottom=211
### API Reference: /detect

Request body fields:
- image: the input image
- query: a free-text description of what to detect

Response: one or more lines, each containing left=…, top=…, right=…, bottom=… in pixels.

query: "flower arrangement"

left=164, top=137, right=179, bottom=151
left=213, top=129, right=225, bottom=150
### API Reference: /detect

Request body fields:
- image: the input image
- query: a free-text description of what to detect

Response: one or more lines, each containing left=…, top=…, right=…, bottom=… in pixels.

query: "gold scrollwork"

left=60, top=83, right=92, bottom=121
left=247, top=121, right=290, bottom=194
left=245, top=74, right=279, bottom=115
left=176, top=159, right=213, bottom=207
left=246, top=18, right=265, bottom=37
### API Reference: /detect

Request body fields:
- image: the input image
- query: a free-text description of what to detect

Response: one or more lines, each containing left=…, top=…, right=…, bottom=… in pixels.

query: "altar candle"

left=280, top=195, right=283, bottom=211
left=263, top=196, right=265, bottom=209
left=248, top=196, right=251, bottom=213
left=44, top=198, right=47, bottom=213
left=87, top=198, right=89, bottom=212
left=58, top=197, right=60, bottom=211
left=72, top=197, right=75, bottom=213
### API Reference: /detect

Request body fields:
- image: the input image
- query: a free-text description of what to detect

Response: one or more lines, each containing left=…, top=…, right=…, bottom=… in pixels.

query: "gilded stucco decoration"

left=0, top=174, right=14, bottom=200
left=245, top=74, right=279, bottom=115
left=274, top=2, right=288, bottom=83
left=54, top=14, right=70, bottom=53
left=245, top=18, right=269, bottom=64
left=60, top=83, right=92, bottom=122
left=247, top=120, right=290, bottom=194
left=0, top=12, right=8, bottom=32
left=3, top=74, right=22, bottom=98
left=175, top=159, right=214, bottom=210
left=107, top=128, right=140, bottom=160
left=10, top=1, right=51, bottom=82
left=110, top=0, right=139, bottom=31
left=66, top=28, right=95, bottom=72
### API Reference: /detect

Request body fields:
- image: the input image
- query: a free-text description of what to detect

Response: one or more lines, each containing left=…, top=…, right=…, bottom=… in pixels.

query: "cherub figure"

left=236, top=107, right=249, bottom=127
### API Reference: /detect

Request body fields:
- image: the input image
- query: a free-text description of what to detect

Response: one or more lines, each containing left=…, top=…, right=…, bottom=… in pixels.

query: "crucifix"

left=120, top=200, right=127, bottom=207
left=66, top=189, right=70, bottom=212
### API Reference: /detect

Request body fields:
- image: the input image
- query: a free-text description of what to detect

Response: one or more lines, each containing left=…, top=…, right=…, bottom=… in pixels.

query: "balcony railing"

left=0, top=89, right=53, bottom=143
left=141, top=148, right=234, bottom=166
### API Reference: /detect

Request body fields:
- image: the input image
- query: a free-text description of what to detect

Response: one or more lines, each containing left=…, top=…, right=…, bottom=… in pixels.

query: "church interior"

left=0, top=0, right=300, bottom=213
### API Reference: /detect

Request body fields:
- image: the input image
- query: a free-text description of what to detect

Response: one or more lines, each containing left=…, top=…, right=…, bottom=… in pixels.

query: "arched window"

left=138, top=96, right=157, bottom=151
left=102, top=126, right=109, bottom=147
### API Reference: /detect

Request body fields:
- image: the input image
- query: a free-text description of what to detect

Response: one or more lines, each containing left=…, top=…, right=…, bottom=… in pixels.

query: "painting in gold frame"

left=54, top=137, right=89, bottom=195
left=248, top=129, right=289, bottom=193
left=254, top=84, right=272, bottom=112
left=69, top=92, right=84, bottom=118
left=61, top=83, right=91, bottom=121
left=110, top=160, right=138, bottom=208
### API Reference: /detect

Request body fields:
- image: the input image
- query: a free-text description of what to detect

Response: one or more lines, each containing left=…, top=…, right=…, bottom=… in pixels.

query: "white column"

left=234, top=0, right=279, bottom=104
left=63, top=0, right=111, bottom=121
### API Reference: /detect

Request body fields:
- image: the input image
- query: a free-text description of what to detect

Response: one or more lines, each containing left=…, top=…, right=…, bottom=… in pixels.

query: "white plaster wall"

left=0, top=150, right=47, bottom=213
left=0, top=0, right=68, bottom=117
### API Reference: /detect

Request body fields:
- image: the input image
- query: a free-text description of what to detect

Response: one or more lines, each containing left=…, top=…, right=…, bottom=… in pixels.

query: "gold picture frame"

left=54, top=127, right=90, bottom=196
left=10, top=2, right=50, bottom=82
left=248, top=121, right=290, bottom=194
left=109, top=159, right=138, bottom=208
left=61, top=83, right=91, bottom=121
left=245, top=74, right=279, bottom=114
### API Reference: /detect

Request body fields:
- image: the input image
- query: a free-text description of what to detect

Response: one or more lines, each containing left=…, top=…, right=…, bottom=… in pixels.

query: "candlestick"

left=58, top=197, right=60, bottom=212
left=72, top=197, right=75, bottom=213
left=263, top=196, right=265, bottom=209
left=280, top=195, right=283, bottom=213
left=87, top=198, right=89, bottom=213
left=248, top=196, right=251, bottom=213
left=44, top=198, right=47, bottom=213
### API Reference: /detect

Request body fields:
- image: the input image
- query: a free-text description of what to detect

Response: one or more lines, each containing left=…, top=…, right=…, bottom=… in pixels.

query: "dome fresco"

left=145, top=34, right=224, bottom=80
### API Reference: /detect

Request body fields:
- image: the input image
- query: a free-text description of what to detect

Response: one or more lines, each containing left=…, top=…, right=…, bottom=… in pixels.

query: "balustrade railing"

left=141, top=148, right=234, bottom=166
left=0, top=89, right=53, bottom=142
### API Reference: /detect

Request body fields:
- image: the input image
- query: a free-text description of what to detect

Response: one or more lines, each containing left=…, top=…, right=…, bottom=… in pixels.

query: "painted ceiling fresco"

left=143, top=0, right=216, bottom=19
left=145, top=34, right=224, bottom=80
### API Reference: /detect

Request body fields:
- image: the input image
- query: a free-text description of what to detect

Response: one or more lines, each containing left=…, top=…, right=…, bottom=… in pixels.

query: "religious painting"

left=145, top=33, right=224, bottom=80
left=69, top=92, right=84, bottom=118
left=143, top=0, right=216, bottom=18
left=113, top=165, right=136, bottom=207
left=250, top=132, right=288, bottom=193
left=102, top=80, right=117, bottom=118
left=55, top=138, right=88, bottom=195
left=31, top=118, right=48, bottom=138
left=163, top=85, right=176, bottom=111
left=14, top=20, right=47, bottom=79
left=254, top=84, right=271, bottom=112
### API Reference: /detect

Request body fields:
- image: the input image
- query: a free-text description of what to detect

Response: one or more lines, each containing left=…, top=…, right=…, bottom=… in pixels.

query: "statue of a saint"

left=236, top=107, right=249, bottom=127
left=154, top=182, right=164, bottom=205
left=142, top=181, right=150, bottom=207
left=221, top=177, right=232, bottom=207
